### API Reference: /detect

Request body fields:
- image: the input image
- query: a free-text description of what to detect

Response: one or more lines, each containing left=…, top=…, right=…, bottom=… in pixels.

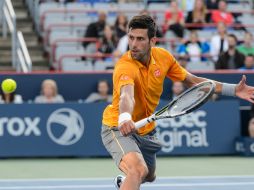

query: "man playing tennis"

left=101, top=15, right=254, bottom=190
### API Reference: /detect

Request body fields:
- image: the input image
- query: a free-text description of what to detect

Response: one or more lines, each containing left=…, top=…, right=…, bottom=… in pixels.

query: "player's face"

left=128, top=28, right=153, bottom=63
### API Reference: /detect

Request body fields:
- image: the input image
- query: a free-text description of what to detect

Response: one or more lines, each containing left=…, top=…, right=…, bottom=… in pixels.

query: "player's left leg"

left=132, top=129, right=162, bottom=183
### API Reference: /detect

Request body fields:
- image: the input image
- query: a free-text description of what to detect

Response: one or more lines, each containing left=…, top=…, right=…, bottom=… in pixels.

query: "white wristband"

left=221, top=83, right=236, bottom=97
left=118, top=112, right=132, bottom=126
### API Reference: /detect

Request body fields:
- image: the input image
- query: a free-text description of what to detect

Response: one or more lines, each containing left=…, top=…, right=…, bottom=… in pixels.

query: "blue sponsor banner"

left=235, top=137, right=254, bottom=156
left=157, top=100, right=240, bottom=155
left=0, top=101, right=240, bottom=157
left=0, top=103, right=109, bottom=157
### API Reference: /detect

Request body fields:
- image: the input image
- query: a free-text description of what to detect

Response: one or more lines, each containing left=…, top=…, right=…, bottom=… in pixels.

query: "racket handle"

left=135, top=116, right=155, bottom=129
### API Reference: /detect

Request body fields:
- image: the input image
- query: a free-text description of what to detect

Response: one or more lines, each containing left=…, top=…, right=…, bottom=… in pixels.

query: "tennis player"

left=101, top=14, right=254, bottom=190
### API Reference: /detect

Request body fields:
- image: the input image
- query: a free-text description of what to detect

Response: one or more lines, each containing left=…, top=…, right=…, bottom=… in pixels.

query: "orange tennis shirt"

left=102, top=47, right=187, bottom=135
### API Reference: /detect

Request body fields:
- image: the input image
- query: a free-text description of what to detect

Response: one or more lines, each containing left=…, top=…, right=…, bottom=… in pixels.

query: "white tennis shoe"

left=114, top=175, right=125, bottom=189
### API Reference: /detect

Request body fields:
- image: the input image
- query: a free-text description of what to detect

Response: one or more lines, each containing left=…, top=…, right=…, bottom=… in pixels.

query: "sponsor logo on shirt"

left=154, top=69, right=161, bottom=77
left=120, top=75, right=130, bottom=80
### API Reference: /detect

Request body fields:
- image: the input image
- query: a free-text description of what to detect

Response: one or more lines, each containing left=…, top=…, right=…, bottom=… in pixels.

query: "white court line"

left=0, top=175, right=254, bottom=182
left=0, top=182, right=254, bottom=189
left=0, top=178, right=113, bottom=182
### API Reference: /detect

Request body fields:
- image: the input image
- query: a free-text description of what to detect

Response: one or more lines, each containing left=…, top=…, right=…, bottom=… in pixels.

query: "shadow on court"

left=0, top=176, right=253, bottom=190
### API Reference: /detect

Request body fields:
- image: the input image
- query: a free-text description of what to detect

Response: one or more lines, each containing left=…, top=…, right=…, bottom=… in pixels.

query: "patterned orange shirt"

left=102, top=47, right=187, bottom=135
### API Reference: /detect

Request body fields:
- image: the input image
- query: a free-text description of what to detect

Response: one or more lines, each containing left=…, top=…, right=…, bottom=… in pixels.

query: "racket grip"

left=135, top=116, right=155, bottom=129
left=135, top=118, right=149, bottom=129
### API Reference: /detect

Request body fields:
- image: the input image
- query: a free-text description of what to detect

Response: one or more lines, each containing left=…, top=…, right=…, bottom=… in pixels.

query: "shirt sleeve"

left=166, top=53, right=187, bottom=82
left=113, top=63, right=135, bottom=95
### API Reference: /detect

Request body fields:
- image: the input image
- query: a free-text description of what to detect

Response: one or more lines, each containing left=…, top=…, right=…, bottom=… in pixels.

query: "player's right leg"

left=101, top=125, right=148, bottom=190
left=118, top=152, right=148, bottom=190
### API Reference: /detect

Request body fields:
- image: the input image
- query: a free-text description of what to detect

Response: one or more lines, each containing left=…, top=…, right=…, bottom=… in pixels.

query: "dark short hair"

left=219, top=0, right=227, bottom=4
left=246, top=53, right=254, bottom=58
left=128, top=14, right=157, bottom=39
left=98, top=79, right=109, bottom=86
left=245, top=31, right=253, bottom=37
left=228, top=33, right=238, bottom=42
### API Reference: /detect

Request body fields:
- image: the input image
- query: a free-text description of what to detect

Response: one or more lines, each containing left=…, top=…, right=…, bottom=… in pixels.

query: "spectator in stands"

left=58, top=0, right=76, bottom=4
left=40, top=0, right=75, bottom=3
left=177, top=0, right=195, bottom=12
left=216, top=34, right=245, bottom=69
left=248, top=103, right=254, bottom=136
left=114, top=13, right=128, bottom=41
left=98, top=25, right=118, bottom=55
left=163, top=0, right=185, bottom=38
left=113, top=34, right=128, bottom=58
left=206, top=0, right=219, bottom=9
left=248, top=104, right=254, bottom=137
left=177, top=30, right=210, bottom=63
left=178, top=57, right=188, bottom=68
left=211, top=0, right=234, bottom=25
left=185, top=0, right=209, bottom=30
left=248, top=117, right=254, bottom=137
left=238, top=54, right=254, bottom=70
left=205, top=0, right=219, bottom=21
left=117, top=0, right=140, bottom=2
left=0, top=91, right=23, bottom=104
left=237, top=32, right=254, bottom=56
left=170, top=81, right=185, bottom=100
left=34, top=79, right=64, bottom=103
left=83, top=11, right=107, bottom=48
left=84, top=80, right=112, bottom=103
left=210, top=93, right=219, bottom=101
left=210, top=22, right=228, bottom=62
left=38, top=0, right=58, bottom=4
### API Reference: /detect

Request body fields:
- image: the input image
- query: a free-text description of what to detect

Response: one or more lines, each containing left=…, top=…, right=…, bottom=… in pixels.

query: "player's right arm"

left=118, top=84, right=136, bottom=136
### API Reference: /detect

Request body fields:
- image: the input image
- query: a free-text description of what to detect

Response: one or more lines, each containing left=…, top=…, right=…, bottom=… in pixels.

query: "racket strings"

left=167, top=85, right=212, bottom=116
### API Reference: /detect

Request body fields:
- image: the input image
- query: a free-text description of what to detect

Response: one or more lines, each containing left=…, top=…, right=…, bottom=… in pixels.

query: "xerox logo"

left=0, top=117, right=41, bottom=136
left=46, top=108, right=84, bottom=146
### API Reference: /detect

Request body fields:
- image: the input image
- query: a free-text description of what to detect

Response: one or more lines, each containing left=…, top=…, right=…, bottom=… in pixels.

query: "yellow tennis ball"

left=1, top=79, right=17, bottom=93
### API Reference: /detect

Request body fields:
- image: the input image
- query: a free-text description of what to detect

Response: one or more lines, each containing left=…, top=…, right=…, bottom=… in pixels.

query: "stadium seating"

left=31, top=0, right=254, bottom=71
left=186, top=61, right=215, bottom=71
left=94, top=60, right=114, bottom=71
left=62, top=59, right=93, bottom=71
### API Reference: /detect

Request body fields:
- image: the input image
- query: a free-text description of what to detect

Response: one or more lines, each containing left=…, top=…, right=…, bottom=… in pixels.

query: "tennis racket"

left=135, top=80, right=216, bottom=129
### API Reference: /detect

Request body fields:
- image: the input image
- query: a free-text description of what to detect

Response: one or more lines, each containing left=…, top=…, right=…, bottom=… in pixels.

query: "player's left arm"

left=183, top=72, right=254, bottom=103
left=183, top=72, right=222, bottom=92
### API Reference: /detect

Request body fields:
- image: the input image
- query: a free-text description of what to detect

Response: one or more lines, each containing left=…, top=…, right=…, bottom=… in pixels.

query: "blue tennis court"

left=0, top=176, right=254, bottom=190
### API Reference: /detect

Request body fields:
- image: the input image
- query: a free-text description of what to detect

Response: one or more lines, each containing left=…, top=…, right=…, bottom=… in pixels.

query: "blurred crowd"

left=40, top=0, right=254, bottom=71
